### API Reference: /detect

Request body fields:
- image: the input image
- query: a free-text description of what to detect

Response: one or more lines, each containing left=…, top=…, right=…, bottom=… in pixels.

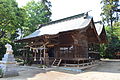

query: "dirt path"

left=1, top=59, right=120, bottom=80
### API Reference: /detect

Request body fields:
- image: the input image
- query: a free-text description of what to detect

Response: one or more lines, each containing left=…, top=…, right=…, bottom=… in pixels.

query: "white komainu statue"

left=5, top=43, right=13, bottom=54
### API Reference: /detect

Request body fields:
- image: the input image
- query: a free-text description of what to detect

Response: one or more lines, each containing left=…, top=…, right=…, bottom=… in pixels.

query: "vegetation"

left=0, top=0, right=51, bottom=59
left=101, top=0, right=119, bottom=27
left=100, top=0, right=120, bottom=58
left=22, top=0, right=51, bottom=36
left=100, top=26, right=120, bottom=58
left=0, top=0, right=22, bottom=59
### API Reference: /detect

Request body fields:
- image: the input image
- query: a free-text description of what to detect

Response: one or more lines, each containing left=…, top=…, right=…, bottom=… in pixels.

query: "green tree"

left=100, top=0, right=120, bottom=59
left=0, top=0, right=24, bottom=40
left=100, top=24, right=120, bottom=59
left=101, top=0, right=119, bottom=34
left=113, top=22, right=120, bottom=39
left=23, top=0, right=51, bottom=36
left=0, top=0, right=25, bottom=59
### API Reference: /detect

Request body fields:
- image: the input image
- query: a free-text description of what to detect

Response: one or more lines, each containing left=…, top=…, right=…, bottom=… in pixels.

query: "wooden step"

left=52, top=59, right=62, bottom=66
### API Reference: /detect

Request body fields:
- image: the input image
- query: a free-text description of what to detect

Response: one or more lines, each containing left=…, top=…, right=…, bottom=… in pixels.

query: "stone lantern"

left=0, top=43, right=19, bottom=77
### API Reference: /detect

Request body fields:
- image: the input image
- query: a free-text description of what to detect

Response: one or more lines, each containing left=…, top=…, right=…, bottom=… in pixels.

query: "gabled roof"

left=94, top=21, right=103, bottom=35
left=24, top=17, right=92, bottom=39
left=22, top=13, right=92, bottom=40
left=94, top=21, right=107, bottom=43
left=16, top=12, right=105, bottom=42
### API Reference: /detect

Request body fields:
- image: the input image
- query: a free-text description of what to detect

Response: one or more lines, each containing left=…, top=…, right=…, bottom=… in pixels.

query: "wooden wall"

left=53, top=31, right=89, bottom=59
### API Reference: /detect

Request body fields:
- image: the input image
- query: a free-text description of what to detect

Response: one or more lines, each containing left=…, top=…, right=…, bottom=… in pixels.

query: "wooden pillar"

left=23, top=50, right=26, bottom=64
left=43, top=45, right=46, bottom=59
left=43, top=45, right=46, bottom=65
left=74, top=45, right=77, bottom=58
left=39, top=49, right=41, bottom=61
left=68, top=47, right=69, bottom=58
left=34, top=51, right=36, bottom=61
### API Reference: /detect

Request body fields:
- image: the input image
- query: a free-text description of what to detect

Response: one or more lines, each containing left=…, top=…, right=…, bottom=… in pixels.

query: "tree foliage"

left=101, top=0, right=119, bottom=26
left=104, top=25, right=120, bottom=58
left=100, top=0, right=120, bottom=58
left=0, top=0, right=25, bottom=59
left=113, top=22, right=120, bottom=39
left=22, top=0, right=51, bottom=36
left=0, top=0, right=25, bottom=39
left=101, top=0, right=119, bottom=37
left=0, top=0, right=52, bottom=59
left=99, top=25, right=120, bottom=58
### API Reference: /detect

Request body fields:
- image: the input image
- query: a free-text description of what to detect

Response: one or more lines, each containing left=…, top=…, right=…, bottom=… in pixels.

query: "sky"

left=16, top=0, right=102, bottom=21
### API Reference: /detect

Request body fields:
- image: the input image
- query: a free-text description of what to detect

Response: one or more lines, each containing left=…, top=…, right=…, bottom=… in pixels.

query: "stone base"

left=0, top=53, right=19, bottom=77
left=0, top=64, right=19, bottom=77
left=3, top=70, right=19, bottom=78
left=2, top=54, right=16, bottom=62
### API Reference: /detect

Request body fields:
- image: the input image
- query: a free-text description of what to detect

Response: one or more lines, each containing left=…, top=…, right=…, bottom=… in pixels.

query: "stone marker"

left=0, top=43, right=19, bottom=77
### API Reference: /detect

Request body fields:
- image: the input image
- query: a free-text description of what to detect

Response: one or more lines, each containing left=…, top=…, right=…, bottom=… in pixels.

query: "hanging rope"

left=34, top=52, right=36, bottom=61
left=29, top=42, right=49, bottom=62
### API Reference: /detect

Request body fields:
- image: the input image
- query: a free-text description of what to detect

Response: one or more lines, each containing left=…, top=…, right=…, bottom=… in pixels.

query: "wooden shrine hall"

left=15, top=12, right=107, bottom=67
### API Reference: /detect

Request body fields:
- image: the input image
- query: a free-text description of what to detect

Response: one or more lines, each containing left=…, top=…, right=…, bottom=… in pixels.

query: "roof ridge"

left=40, top=11, right=91, bottom=27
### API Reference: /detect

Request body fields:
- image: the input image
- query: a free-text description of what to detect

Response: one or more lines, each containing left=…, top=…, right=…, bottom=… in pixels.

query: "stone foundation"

left=0, top=54, right=19, bottom=77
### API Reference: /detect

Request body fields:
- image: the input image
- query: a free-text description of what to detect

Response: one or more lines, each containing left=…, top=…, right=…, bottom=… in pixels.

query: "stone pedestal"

left=0, top=54, right=19, bottom=77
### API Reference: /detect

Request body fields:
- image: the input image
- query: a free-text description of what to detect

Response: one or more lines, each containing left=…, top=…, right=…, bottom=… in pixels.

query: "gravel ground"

left=1, top=59, right=120, bottom=80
